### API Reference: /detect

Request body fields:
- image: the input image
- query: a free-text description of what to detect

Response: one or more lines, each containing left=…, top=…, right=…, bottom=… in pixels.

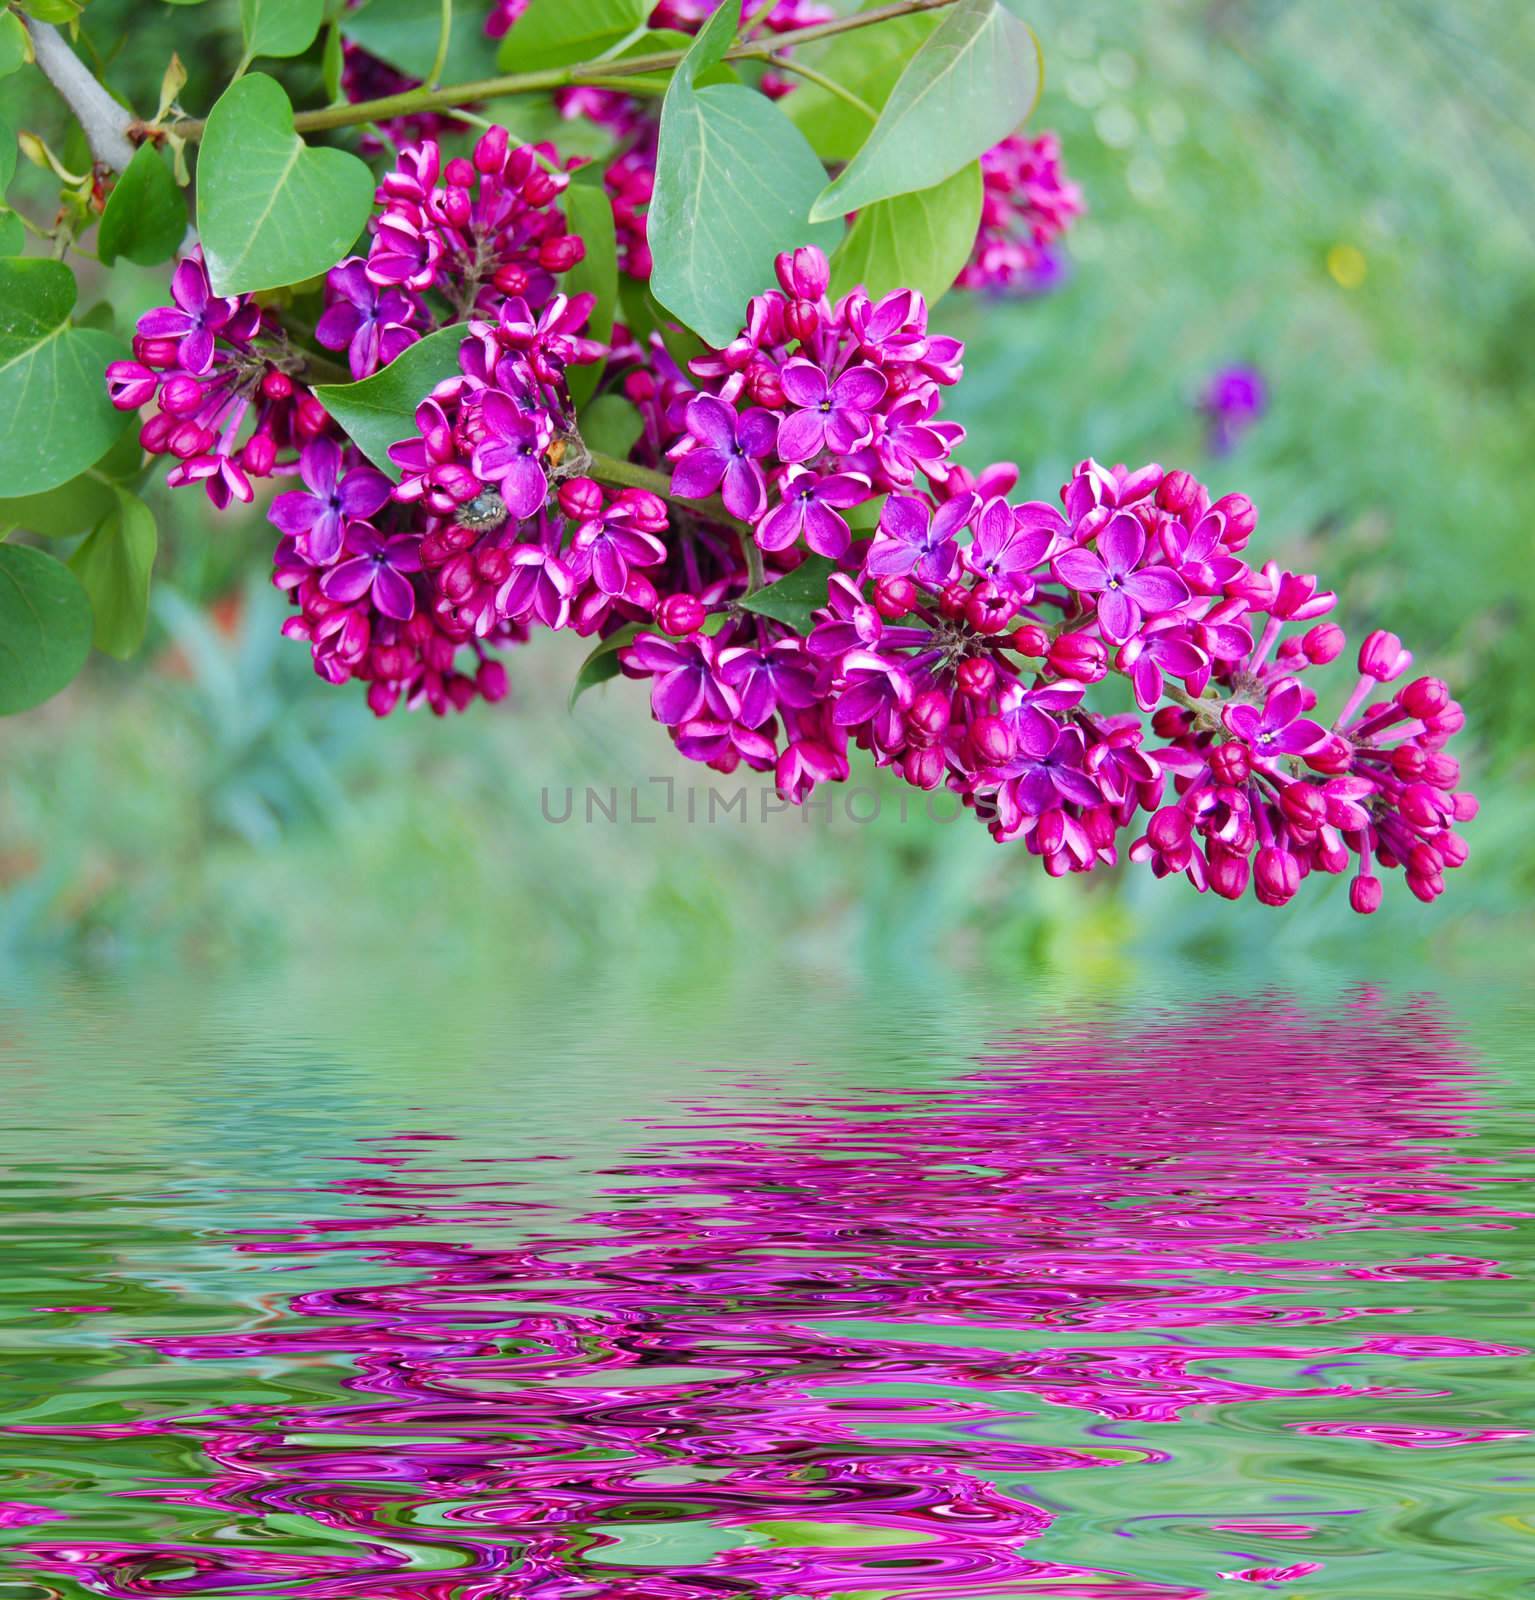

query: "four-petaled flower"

left=321, top=523, right=423, bottom=621
left=1222, top=682, right=1329, bottom=757
left=866, top=492, right=978, bottom=588
left=777, top=360, right=887, bottom=462
left=757, top=469, right=871, bottom=557
left=135, top=255, right=239, bottom=376
left=669, top=395, right=778, bottom=521
left=988, top=720, right=1104, bottom=815
left=966, top=496, right=1058, bottom=594
left=624, top=633, right=740, bottom=727
left=1052, top=511, right=1190, bottom=644
left=316, top=259, right=420, bottom=380
left=269, top=438, right=393, bottom=566
left=471, top=392, right=553, bottom=520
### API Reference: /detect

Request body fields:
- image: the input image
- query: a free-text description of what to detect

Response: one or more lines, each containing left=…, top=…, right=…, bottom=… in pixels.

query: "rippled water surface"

left=1, top=969, right=1531, bottom=1598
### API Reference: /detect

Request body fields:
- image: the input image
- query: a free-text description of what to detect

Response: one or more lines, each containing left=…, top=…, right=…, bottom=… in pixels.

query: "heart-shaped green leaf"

left=98, top=142, right=187, bottom=268
left=739, top=555, right=839, bottom=636
left=240, top=0, right=323, bottom=60
left=649, top=1, right=842, bottom=347
left=496, top=0, right=650, bottom=72
left=198, top=74, right=374, bottom=296
left=312, top=325, right=467, bottom=478
left=809, top=0, right=1041, bottom=223
left=68, top=487, right=158, bottom=660
left=829, top=162, right=983, bottom=306
left=0, top=259, right=130, bottom=498
left=0, top=542, right=93, bottom=714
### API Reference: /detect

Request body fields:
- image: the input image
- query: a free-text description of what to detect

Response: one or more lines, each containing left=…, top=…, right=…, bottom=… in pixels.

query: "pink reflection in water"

left=12, top=992, right=1528, bottom=1598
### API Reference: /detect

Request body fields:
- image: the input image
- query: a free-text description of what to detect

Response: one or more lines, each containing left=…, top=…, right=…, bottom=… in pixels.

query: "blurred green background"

left=2, top=0, right=1531, bottom=979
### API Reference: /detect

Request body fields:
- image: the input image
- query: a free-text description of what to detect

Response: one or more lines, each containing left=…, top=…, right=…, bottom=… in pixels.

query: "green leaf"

left=321, top=20, right=344, bottom=100
left=649, top=2, right=842, bottom=347
left=197, top=74, right=374, bottom=296
left=570, top=621, right=641, bottom=707
left=345, top=0, right=497, bottom=82
left=0, top=12, right=29, bottom=80
left=496, top=0, right=650, bottom=74
left=0, top=213, right=23, bottom=255
left=785, top=3, right=943, bottom=163
left=0, top=542, right=93, bottom=714
left=67, top=487, right=157, bottom=659
left=738, top=554, right=838, bottom=636
left=578, top=393, right=642, bottom=459
left=1, top=101, right=18, bottom=192
left=808, top=0, right=1041, bottom=223
left=312, top=325, right=466, bottom=478
left=98, top=143, right=186, bottom=268
left=562, top=172, right=617, bottom=411
left=829, top=161, right=982, bottom=306
left=240, top=0, right=323, bottom=60
left=0, top=259, right=130, bottom=499
left=17, top=0, right=82, bottom=22
left=0, top=429, right=143, bottom=538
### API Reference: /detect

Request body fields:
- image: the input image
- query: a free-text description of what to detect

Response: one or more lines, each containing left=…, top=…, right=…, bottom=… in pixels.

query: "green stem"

left=164, top=0, right=959, bottom=141
left=763, top=53, right=876, bottom=118
left=427, top=0, right=453, bottom=88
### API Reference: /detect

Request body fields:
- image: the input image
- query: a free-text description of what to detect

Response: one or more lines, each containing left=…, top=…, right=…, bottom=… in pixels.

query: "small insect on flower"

left=455, top=488, right=511, bottom=533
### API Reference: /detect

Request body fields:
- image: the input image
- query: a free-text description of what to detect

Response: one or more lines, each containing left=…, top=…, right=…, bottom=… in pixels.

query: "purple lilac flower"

left=135, top=256, right=238, bottom=376
left=988, top=721, right=1103, bottom=816
left=1222, top=682, right=1329, bottom=757
left=1052, top=512, right=1191, bottom=644
left=669, top=395, right=778, bottom=521
left=965, top=496, right=1057, bottom=595
left=320, top=523, right=422, bottom=621
left=756, top=470, right=871, bottom=557
left=315, top=260, right=420, bottom=380
left=866, top=492, right=978, bottom=588
left=470, top=392, right=553, bottom=520
left=717, top=641, right=820, bottom=727
left=269, top=438, right=393, bottom=566
left=776, top=360, right=886, bottom=462
left=624, top=633, right=739, bottom=726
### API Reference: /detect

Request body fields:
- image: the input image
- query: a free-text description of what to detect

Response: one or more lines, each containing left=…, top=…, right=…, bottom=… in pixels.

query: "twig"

left=427, top=0, right=453, bottom=89
left=165, top=0, right=960, bottom=141
left=23, top=18, right=136, bottom=171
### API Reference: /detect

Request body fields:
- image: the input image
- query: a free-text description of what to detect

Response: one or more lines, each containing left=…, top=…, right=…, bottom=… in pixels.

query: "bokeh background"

left=3, top=0, right=1532, bottom=982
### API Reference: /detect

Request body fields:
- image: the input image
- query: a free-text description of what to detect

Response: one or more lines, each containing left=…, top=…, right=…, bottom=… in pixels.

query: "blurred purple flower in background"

left=1200, top=365, right=1268, bottom=454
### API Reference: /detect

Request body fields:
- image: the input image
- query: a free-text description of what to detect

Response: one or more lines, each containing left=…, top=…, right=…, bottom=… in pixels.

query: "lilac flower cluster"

left=958, top=131, right=1084, bottom=295
left=104, top=254, right=328, bottom=509
left=612, top=245, right=1473, bottom=912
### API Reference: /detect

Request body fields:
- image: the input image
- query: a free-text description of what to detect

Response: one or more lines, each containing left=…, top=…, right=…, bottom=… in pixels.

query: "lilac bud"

left=159, top=373, right=205, bottom=416
left=1210, top=492, right=1258, bottom=548
left=907, top=689, right=951, bottom=741
left=1148, top=806, right=1192, bottom=852
left=476, top=659, right=510, bottom=702
left=1156, top=468, right=1204, bottom=519
left=1208, top=847, right=1250, bottom=900
left=538, top=235, right=585, bottom=273
left=1358, top=628, right=1411, bottom=681
left=1302, top=622, right=1345, bottom=664
left=473, top=126, right=509, bottom=174
left=105, top=360, right=158, bottom=409
left=1254, top=845, right=1300, bottom=905
left=774, top=246, right=830, bottom=300
left=1399, top=676, right=1450, bottom=718
left=1349, top=874, right=1382, bottom=914
left=957, top=657, right=997, bottom=698
left=969, top=715, right=1013, bottom=764
left=903, top=745, right=945, bottom=790
left=1278, top=781, right=1327, bottom=830
left=658, top=594, right=705, bottom=637
left=558, top=477, right=603, bottom=520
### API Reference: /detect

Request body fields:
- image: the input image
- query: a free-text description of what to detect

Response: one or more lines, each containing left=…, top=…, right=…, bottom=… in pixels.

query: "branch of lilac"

left=156, top=0, right=961, bottom=143
left=23, top=18, right=137, bottom=171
